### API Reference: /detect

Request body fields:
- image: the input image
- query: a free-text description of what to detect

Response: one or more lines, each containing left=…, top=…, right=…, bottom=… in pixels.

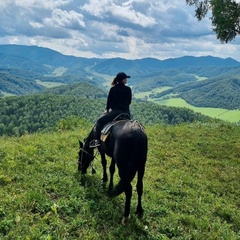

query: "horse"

left=78, top=119, right=148, bottom=224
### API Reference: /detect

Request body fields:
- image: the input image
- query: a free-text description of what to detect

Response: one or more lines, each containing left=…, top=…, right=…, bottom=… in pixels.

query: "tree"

left=186, top=0, right=240, bottom=43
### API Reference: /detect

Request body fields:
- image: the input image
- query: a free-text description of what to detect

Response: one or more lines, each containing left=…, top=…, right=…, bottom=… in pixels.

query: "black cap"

left=116, top=72, right=131, bottom=81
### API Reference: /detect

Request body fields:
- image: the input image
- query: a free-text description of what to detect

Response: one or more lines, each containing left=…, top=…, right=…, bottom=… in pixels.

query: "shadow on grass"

left=74, top=172, right=150, bottom=240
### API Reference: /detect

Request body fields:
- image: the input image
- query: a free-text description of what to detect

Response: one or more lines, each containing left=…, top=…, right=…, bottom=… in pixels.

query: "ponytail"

left=111, top=77, right=118, bottom=86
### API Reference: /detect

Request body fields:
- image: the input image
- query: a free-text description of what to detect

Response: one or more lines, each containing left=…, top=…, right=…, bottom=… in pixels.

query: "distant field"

left=194, top=74, right=208, bottom=81
left=1, top=91, right=16, bottom=97
left=36, top=80, right=66, bottom=88
left=51, top=67, right=68, bottom=76
left=134, top=87, right=171, bottom=99
left=153, top=98, right=240, bottom=123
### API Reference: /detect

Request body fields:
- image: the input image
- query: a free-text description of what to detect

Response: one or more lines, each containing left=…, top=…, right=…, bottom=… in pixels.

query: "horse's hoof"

left=135, top=209, right=144, bottom=218
left=121, top=216, right=130, bottom=226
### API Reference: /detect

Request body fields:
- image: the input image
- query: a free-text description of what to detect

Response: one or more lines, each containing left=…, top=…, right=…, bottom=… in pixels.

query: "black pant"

left=94, top=109, right=130, bottom=139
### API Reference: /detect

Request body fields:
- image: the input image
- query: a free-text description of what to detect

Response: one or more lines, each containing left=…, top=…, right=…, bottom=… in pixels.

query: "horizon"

left=1, top=43, right=240, bottom=63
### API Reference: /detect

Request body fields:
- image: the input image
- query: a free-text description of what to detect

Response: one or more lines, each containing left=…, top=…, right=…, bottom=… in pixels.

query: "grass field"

left=36, top=80, right=66, bottom=88
left=153, top=98, right=240, bottom=123
left=134, top=87, right=171, bottom=99
left=0, top=120, right=239, bottom=239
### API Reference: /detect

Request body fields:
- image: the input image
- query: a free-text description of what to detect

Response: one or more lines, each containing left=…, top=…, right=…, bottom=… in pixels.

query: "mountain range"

left=1, top=44, right=240, bottom=110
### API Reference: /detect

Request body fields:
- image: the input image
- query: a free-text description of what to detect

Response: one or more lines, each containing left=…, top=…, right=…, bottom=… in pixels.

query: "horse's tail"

left=131, top=121, right=148, bottom=179
left=109, top=121, right=148, bottom=197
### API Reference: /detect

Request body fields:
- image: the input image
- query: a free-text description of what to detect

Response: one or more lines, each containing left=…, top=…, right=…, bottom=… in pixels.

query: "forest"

left=0, top=93, right=213, bottom=136
left=150, top=75, right=240, bottom=110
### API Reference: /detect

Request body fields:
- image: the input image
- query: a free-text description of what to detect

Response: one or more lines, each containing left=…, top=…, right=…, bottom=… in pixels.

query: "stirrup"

left=89, top=140, right=101, bottom=148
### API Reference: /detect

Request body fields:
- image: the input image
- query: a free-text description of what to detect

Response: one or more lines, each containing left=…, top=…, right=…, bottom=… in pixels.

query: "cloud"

left=44, top=9, right=85, bottom=29
left=0, top=0, right=239, bottom=61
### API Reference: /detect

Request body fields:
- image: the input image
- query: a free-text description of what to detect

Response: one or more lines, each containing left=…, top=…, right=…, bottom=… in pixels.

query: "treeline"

left=132, top=72, right=196, bottom=92
left=180, top=77, right=240, bottom=109
left=0, top=94, right=213, bottom=136
left=131, top=66, right=240, bottom=92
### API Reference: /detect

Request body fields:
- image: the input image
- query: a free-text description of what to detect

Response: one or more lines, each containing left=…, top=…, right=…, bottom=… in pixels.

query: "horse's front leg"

left=108, top=157, right=115, bottom=192
left=100, top=151, right=108, bottom=182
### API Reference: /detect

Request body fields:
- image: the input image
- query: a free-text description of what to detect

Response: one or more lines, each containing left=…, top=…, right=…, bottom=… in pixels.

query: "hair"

left=111, top=77, right=118, bottom=86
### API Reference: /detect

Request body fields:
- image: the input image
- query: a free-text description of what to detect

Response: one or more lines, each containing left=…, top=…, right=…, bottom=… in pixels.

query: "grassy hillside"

left=0, top=120, right=239, bottom=239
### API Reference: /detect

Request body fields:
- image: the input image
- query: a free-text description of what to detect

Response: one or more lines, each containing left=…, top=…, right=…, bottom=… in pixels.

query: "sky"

left=0, top=0, right=240, bottom=61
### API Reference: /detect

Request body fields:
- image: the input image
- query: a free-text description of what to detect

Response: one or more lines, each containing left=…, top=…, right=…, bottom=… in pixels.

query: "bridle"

left=79, top=142, right=99, bottom=170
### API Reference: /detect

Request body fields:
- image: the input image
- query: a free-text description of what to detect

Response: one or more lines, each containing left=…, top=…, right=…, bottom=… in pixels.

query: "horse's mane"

left=85, top=126, right=95, bottom=144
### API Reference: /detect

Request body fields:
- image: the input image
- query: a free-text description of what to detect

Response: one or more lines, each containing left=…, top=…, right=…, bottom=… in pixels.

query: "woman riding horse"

left=90, top=72, right=132, bottom=148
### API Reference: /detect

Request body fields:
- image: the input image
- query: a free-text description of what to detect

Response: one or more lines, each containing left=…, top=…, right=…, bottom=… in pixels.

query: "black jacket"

left=106, top=83, right=132, bottom=111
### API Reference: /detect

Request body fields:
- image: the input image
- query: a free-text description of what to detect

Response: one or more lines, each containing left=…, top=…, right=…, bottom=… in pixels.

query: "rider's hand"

left=104, top=109, right=109, bottom=114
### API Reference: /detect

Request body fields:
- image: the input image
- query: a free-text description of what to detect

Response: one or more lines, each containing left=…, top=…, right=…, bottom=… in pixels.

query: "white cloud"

left=44, top=9, right=85, bottom=29
left=0, top=0, right=239, bottom=61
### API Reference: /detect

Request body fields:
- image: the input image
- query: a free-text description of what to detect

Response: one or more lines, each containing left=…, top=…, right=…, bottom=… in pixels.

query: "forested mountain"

left=41, top=82, right=107, bottom=99
left=151, top=75, right=240, bottom=109
left=0, top=70, right=44, bottom=96
left=0, top=94, right=212, bottom=136
left=1, top=45, right=239, bottom=75
left=181, top=77, right=240, bottom=109
left=1, top=44, right=240, bottom=110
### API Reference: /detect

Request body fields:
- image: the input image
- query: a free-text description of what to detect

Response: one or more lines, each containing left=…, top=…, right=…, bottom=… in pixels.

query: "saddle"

left=100, top=113, right=131, bottom=142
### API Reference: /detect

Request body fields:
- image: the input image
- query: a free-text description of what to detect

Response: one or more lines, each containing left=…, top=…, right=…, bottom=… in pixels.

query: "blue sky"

left=1, top=0, right=240, bottom=61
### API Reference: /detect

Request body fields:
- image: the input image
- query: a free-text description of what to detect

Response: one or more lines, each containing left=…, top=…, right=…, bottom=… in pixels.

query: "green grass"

left=0, top=122, right=239, bottom=239
left=154, top=98, right=240, bottom=123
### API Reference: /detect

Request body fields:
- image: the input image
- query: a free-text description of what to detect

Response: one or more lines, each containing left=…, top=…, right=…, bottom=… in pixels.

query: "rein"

left=79, top=143, right=99, bottom=172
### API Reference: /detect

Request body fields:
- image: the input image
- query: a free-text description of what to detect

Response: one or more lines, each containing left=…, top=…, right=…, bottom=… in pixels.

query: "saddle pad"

left=101, top=113, right=131, bottom=135
left=101, top=122, right=116, bottom=135
left=100, top=132, right=109, bottom=142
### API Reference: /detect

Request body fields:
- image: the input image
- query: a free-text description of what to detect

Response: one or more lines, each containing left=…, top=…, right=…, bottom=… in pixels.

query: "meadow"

left=134, top=87, right=240, bottom=123
left=0, top=119, right=239, bottom=239
left=154, top=98, right=240, bottom=123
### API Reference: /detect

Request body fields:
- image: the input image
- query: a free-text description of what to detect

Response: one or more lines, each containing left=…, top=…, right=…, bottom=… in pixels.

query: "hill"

left=1, top=45, right=239, bottom=75
left=0, top=69, right=44, bottom=96
left=151, top=75, right=240, bottom=110
left=41, top=82, right=107, bottom=99
left=0, top=121, right=239, bottom=239
left=0, top=93, right=212, bottom=136
left=1, top=44, right=240, bottom=112
left=180, top=77, right=240, bottom=109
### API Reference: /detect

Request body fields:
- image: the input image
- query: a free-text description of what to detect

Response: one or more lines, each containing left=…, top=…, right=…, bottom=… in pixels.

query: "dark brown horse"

left=78, top=119, right=148, bottom=223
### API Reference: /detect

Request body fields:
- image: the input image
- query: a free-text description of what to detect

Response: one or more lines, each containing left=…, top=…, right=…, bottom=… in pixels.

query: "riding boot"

left=90, top=124, right=101, bottom=148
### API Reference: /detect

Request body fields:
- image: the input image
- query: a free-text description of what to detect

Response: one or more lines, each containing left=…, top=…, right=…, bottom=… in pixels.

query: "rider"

left=90, top=72, right=132, bottom=147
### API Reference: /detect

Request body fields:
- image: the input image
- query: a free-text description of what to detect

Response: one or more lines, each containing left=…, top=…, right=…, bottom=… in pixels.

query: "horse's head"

left=78, top=139, right=94, bottom=174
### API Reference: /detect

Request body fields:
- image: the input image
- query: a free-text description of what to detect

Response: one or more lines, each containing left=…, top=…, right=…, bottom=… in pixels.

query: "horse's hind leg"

left=122, top=182, right=132, bottom=225
left=108, top=158, right=115, bottom=192
left=136, top=165, right=145, bottom=217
